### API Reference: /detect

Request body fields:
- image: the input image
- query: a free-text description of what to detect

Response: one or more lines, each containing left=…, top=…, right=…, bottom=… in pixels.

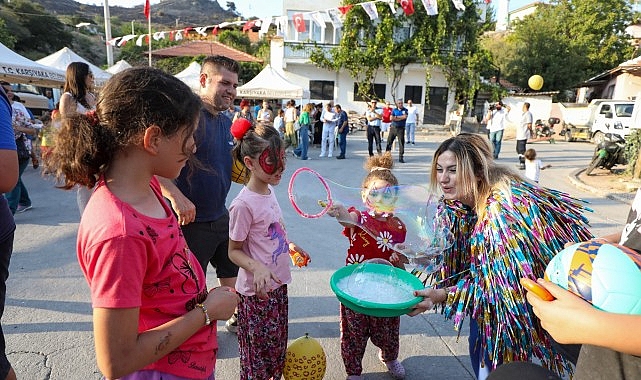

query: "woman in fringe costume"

left=411, top=134, right=593, bottom=379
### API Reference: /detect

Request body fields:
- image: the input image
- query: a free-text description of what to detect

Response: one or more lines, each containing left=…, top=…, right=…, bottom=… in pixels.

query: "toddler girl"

left=328, top=152, right=406, bottom=380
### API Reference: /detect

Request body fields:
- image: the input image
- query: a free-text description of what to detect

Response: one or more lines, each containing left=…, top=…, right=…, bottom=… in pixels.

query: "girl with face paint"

left=326, top=152, right=407, bottom=380
left=227, top=119, right=311, bottom=380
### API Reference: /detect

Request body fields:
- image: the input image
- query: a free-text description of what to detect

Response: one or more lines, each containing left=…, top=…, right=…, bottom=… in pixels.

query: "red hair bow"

left=230, top=118, right=252, bottom=140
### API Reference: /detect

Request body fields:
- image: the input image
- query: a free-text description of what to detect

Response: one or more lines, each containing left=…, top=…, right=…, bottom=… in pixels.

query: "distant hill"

left=31, top=0, right=239, bottom=28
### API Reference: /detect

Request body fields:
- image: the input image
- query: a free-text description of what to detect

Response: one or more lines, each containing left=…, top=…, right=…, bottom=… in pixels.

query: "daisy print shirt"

left=342, top=207, right=407, bottom=265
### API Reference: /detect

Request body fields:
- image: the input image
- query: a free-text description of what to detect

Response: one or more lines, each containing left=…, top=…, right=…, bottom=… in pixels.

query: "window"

left=310, top=80, right=334, bottom=100
left=404, top=86, right=423, bottom=104
left=353, top=83, right=386, bottom=101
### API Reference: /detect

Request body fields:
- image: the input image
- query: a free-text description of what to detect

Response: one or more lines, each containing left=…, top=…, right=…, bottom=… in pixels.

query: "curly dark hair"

left=47, top=67, right=202, bottom=189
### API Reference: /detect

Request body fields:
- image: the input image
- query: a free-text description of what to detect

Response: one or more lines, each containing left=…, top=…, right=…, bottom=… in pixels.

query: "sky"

left=75, top=0, right=536, bottom=20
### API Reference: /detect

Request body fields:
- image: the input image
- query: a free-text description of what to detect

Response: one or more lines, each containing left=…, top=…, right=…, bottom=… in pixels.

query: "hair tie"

left=231, top=118, right=252, bottom=140
left=370, top=166, right=389, bottom=172
left=86, top=110, right=100, bottom=127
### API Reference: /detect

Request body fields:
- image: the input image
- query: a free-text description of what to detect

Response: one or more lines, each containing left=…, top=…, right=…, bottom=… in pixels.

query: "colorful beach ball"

left=283, top=333, right=326, bottom=380
left=545, top=240, right=641, bottom=314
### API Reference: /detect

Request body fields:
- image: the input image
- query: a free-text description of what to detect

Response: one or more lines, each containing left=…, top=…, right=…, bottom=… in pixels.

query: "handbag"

left=294, top=120, right=301, bottom=131
left=15, top=135, right=30, bottom=161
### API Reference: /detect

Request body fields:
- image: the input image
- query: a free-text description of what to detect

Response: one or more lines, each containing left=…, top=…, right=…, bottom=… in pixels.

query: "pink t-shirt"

left=77, top=177, right=216, bottom=379
left=228, top=186, right=292, bottom=296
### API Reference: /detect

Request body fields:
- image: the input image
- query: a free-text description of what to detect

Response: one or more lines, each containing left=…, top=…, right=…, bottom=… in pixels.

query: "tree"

left=495, top=0, right=634, bottom=99
left=0, top=18, right=15, bottom=49
left=308, top=0, right=494, bottom=104
left=3, top=0, right=72, bottom=59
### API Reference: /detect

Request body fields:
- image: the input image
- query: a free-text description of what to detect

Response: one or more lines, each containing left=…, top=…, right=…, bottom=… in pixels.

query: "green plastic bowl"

left=330, top=263, right=424, bottom=317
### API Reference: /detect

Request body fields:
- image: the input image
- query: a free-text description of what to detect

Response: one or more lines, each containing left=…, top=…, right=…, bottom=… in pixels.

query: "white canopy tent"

left=237, top=65, right=306, bottom=99
left=175, top=61, right=201, bottom=92
left=36, top=47, right=111, bottom=87
left=106, top=59, right=132, bottom=74
left=0, top=42, right=65, bottom=86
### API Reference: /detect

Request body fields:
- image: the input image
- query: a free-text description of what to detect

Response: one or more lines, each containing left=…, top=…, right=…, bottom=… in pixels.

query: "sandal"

left=382, top=359, right=405, bottom=379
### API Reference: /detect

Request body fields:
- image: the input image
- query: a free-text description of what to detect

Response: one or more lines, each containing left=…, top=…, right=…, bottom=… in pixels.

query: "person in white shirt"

left=405, top=99, right=419, bottom=145
left=516, top=102, right=533, bottom=169
left=319, top=102, right=337, bottom=158
left=484, top=101, right=511, bottom=159
left=524, top=148, right=551, bottom=183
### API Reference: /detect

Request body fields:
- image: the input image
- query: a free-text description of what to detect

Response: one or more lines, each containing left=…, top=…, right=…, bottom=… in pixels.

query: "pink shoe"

left=379, top=353, right=405, bottom=380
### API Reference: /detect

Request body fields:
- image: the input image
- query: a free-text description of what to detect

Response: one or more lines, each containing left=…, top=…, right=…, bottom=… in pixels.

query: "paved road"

left=6, top=130, right=630, bottom=379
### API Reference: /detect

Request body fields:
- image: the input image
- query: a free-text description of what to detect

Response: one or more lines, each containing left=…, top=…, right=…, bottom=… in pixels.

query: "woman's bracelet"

left=195, top=303, right=211, bottom=326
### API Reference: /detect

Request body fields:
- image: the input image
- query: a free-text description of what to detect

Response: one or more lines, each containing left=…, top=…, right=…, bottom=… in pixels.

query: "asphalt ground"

left=6, top=127, right=623, bottom=379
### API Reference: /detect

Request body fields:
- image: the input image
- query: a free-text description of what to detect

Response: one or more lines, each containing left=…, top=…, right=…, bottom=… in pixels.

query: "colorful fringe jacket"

left=435, top=180, right=593, bottom=375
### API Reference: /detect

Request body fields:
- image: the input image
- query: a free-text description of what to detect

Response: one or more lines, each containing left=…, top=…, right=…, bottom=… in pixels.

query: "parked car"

left=10, top=83, right=50, bottom=117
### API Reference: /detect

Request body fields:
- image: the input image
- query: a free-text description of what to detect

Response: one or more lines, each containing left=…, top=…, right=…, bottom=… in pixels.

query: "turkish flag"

left=338, top=5, right=353, bottom=15
left=243, top=20, right=256, bottom=32
left=293, top=13, right=306, bottom=33
left=143, top=0, right=150, bottom=19
left=398, top=0, right=414, bottom=16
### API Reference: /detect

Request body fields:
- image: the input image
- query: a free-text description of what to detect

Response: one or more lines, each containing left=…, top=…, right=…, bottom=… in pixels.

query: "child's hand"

left=205, top=286, right=239, bottom=321
left=288, top=242, right=311, bottom=267
left=252, top=263, right=282, bottom=300
left=327, top=204, right=348, bottom=219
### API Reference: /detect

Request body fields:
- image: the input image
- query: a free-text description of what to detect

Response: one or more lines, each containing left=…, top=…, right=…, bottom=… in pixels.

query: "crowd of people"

left=2, top=54, right=640, bottom=380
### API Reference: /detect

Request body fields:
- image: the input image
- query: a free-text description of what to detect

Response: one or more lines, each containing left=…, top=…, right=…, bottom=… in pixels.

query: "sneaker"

left=399, top=158, right=405, bottom=163
left=225, top=313, right=238, bottom=333
left=16, top=204, right=32, bottom=213
left=328, top=154, right=333, bottom=158
left=319, top=153, right=326, bottom=158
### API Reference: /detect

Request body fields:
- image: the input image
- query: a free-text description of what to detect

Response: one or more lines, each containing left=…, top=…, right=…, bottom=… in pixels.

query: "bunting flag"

left=387, top=0, right=397, bottom=14
left=107, top=37, right=120, bottom=46
left=136, top=34, right=148, bottom=46
left=452, top=0, right=466, bottom=11
left=211, top=26, right=219, bottom=36
left=399, top=0, right=415, bottom=16
left=118, top=34, right=136, bottom=47
left=309, top=11, right=326, bottom=28
left=260, top=17, right=272, bottom=34
left=194, top=27, right=208, bottom=36
left=243, top=20, right=256, bottom=32
left=422, top=0, right=438, bottom=15
left=144, top=0, right=150, bottom=19
left=327, top=8, right=343, bottom=29
left=361, top=2, right=379, bottom=20
left=153, top=31, right=165, bottom=40
left=175, top=30, right=183, bottom=40
left=338, top=5, right=354, bottom=15
left=293, top=13, right=306, bottom=33
left=276, top=16, right=288, bottom=35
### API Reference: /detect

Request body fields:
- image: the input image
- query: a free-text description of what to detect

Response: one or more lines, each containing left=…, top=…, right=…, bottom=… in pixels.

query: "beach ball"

left=545, top=240, right=641, bottom=314
left=231, top=157, right=248, bottom=184
left=528, top=75, right=544, bottom=91
left=283, top=333, right=326, bottom=380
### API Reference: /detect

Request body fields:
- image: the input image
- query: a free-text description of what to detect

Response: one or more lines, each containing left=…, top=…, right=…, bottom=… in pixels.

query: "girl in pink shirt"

left=46, top=67, right=239, bottom=380
left=228, top=119, right=310, bottom=380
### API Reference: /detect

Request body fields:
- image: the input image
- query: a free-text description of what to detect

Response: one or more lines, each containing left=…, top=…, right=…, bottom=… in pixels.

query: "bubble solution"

left=336, top=271, right=417, bottom=304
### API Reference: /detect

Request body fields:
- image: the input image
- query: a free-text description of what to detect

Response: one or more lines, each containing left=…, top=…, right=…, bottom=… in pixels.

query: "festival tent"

left=175, top=61, right=201, bottom=92
left=106, top=59, right=132, bottom=74
left=237, top=65, right=306, bottom=99
left=36, top=47, right=111, bottom=87
left=0, top=42, right=65, bottom=86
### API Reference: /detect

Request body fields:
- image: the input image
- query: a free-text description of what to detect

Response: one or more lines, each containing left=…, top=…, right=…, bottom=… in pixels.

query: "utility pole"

left=103, top=0, right=114, bottom=66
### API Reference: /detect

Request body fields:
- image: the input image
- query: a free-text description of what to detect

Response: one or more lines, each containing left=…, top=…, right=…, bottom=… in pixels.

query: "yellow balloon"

left=231, top=157, right=248, bottom=184
left=528, top=75, right=544, bottom=91
left=283, top=334, right=326, bottom=380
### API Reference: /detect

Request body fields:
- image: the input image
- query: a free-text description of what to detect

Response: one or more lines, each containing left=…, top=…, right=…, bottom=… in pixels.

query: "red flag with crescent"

left=293, top=13, right=306, bottom=33
left=338, top=5, right=353, bottom=15
left=398, top=0, right=414, bottom=16
left=243, top=20, right=256, bottom=32
left=144, top=0, right=150, bottom=19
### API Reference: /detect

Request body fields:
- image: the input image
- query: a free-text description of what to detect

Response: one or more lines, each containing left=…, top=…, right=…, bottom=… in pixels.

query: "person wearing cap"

left=233, top=99, right=255, bottom=124
left=366, top=99, right=382, bottom=156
